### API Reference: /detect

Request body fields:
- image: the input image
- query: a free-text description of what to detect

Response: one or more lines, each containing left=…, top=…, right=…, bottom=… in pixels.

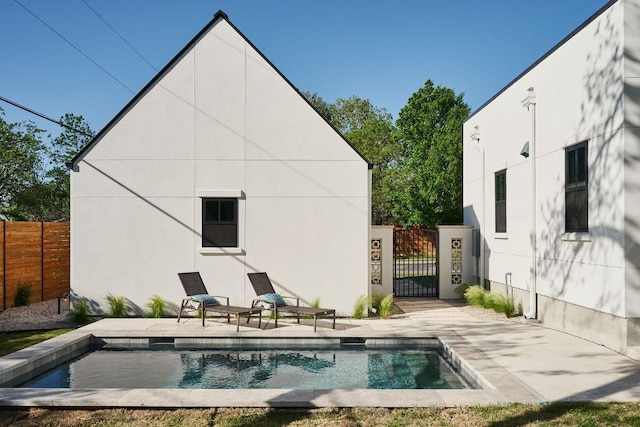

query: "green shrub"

left=370, top=293, right=384, bottom=314
left=463, top=285, right=521, bottom=318
left=464, top=285, right=487, bottom=307
left=145, top=295, right=167, bottom=318
left=70, top=298, right=89, bottom=325
left=14, top=283, right=32, bottom=307
left=106, top=295, right=127, bottom=317
left=310, top=298, right=320, bottom=309
left=491, top=293, right=520, bottom=317
left=378, top=294, right=394, bottom=319
left=353, top=295, right=370, bottom=319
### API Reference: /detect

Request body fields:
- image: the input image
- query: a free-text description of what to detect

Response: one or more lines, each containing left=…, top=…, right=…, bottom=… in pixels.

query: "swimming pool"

left=0, top=327, right=542, bottom=407
left=19, top=346, right=473, bottom=390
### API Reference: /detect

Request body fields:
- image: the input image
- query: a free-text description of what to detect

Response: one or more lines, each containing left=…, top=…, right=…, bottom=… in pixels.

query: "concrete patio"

left=1, top=299, right=639, bottom=407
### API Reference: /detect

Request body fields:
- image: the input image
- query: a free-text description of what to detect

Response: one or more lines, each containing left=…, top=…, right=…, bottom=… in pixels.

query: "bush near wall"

left=0, top=221, right=70, bottom=310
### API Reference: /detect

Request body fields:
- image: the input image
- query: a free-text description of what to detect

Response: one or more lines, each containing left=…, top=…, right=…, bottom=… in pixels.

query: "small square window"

left=202, top=198, right=238, bottom=247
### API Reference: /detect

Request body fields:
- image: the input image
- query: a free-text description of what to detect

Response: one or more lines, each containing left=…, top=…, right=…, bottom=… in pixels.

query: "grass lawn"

left=1, top=404, right=640, bottom=426
left=0, top=329, right=74, bottom=357
left=2, top=331, right=640, bottom=426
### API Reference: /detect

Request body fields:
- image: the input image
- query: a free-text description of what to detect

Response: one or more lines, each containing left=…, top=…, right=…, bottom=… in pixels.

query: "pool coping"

left=0, top=324, right=544, bottom=408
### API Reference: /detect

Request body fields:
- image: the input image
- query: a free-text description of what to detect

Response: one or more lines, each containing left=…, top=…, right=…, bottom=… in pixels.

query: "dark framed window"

left=495, top=170, right=507, bottom=233
left=202, top=198, right=238, bottom=247
left=565, top=141, right=588, bottom=232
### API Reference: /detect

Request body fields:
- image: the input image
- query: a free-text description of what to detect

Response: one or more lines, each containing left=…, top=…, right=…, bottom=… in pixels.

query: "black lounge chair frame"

left=178, top=272, right=262, bottom=331
left=247, top=272, right=336, bottom=332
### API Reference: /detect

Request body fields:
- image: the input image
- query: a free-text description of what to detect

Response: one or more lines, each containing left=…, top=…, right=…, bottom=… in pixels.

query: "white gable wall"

left=71, top=18, right=370, bottom=315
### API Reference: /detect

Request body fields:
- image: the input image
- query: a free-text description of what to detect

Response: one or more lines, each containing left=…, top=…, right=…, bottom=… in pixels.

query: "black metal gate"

left=393, top=227, right=438, bottom=297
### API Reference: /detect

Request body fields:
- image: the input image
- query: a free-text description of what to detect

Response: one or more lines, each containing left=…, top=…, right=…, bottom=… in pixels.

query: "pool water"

left=20, top=348, right=472, bottom=389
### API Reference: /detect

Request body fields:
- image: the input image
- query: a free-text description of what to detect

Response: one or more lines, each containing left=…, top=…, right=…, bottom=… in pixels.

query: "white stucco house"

left=463, top=0, right=640, bottom=356
left=68, top=11, right=372, bottom=316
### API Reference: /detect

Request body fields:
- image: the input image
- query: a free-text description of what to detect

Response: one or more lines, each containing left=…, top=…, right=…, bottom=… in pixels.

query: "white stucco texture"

left=70, top=16, right=370, bottom=316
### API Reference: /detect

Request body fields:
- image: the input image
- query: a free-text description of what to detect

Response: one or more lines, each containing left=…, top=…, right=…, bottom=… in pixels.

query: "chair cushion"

left=261, top=293, right=287, bottom=307
left=191, top=294, right=219, bottom=306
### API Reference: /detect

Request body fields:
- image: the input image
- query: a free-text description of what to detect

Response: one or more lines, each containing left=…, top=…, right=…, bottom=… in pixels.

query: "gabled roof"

left=69, top=10, right=372, bottom=169
left=465, top=0, right=617, bottom=121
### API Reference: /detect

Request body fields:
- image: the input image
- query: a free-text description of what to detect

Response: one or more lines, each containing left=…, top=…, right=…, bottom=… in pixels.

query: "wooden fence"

left=0, top=221, right=70, bottom=310
left=393, top=225, right=436, bottom=257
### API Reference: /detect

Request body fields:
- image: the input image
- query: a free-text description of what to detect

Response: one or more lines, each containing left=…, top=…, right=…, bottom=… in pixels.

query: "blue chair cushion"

left=261, top=293, right=287, bottom=307
left=191, top=294, right=219, bottom=306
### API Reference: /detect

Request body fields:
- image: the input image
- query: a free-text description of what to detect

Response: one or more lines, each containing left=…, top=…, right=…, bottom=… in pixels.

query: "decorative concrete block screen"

left=371, top=238, right=382, bottom=286
left=437, top=225, right=474, bottom=299
left=371, top=226, right=394, bottom=296
left=451, top=238, right=463, bottom=285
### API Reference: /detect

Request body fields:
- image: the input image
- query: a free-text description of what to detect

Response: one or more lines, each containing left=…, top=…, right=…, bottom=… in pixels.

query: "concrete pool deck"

left=2, top=299, right=640, bottom=407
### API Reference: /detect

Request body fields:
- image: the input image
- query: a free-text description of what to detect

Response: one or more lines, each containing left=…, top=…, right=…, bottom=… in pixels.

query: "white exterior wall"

left=463, top=1, right=629, bottom=318
left=71, top=17, right=370, bottom=315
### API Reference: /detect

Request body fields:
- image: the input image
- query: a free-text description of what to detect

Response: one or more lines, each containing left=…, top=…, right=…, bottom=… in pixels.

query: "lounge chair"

left=177, top=272, right=262, bottom=331
left=247, top=272, right=336, bottom=332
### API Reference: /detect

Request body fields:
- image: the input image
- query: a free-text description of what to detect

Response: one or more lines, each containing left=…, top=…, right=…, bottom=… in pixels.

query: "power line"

left=0, top=95, right=94, bottom=137
left=81, top=0, right=158, bottom=72
left=13, top=0, right=135, bottom=95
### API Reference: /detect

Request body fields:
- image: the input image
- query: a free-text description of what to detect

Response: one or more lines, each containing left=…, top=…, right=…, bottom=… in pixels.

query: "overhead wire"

left=0, top=95, right=94, bottom=137
left=81, top=0, right=158, bottom=72
left=13, top=0, right=136, bottom=95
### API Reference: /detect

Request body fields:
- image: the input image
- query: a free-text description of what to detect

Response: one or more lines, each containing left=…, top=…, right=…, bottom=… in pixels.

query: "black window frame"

left=495, top=169, right=507, bottom=233
left=565, top=141, right=589, bottom=233
left=202, top=198, right=238, bottom=248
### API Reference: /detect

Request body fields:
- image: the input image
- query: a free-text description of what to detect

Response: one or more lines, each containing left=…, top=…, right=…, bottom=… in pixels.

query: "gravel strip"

left=0, top=299, right=73, bottom=332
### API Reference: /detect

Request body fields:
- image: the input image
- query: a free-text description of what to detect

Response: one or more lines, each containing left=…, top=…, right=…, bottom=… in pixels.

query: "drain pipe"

left=521, top=87, right=537, bottom=319
left=470, top=126, right=485, bottom=288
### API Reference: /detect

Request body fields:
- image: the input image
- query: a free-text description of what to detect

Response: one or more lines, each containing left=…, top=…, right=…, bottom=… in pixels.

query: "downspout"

left=522, top=87, right=537, bottom=319
left=470, top=126, right=485, bottom=288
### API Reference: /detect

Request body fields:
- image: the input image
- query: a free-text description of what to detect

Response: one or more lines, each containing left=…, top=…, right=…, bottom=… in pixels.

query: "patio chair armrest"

left=211, top=295, right=230, bottom=305
left=281, top=295, right=300, bottom=306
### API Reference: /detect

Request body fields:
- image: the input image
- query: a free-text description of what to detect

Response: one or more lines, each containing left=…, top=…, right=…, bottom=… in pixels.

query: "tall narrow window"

left=202, top=198, right=238, bottom=247
left=565, top=141, right=588, bottom=232
left=495, top=170, right=507, bottom=233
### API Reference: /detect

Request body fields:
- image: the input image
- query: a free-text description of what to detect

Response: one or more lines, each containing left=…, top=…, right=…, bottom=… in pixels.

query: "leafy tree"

left=303, top=93, right=401, bottom=224
left=395, top=80, right=470, bottom=227
left=0, top=110, right=93, bottom=221
left=328, top=97, right=400, bottom=224
left=302, top=92, right=333, bottom=123
left=0, top=109, right=46, bottom=219
left=43, top=113, right=94, bottom=221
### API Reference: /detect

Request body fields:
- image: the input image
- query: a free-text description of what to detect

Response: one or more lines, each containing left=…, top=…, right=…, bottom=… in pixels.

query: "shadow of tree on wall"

left=533, top=3, right=631, bottom=330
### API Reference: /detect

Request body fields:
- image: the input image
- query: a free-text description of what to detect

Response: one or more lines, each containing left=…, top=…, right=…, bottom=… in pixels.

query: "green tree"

left=0, top=109, right=47, bottom=219
left=43, top=113, right=94, bottom=221
left=328, top=97, right=400, bottom=224
left=303, top=93, right=401, bottom=224
left=0, top=110, right=93, bottom=221
left=395, top=80, right=470, bottom=227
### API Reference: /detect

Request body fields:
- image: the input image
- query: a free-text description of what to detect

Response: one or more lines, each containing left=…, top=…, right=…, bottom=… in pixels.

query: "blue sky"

left=1, top=0, right=609, bottom=138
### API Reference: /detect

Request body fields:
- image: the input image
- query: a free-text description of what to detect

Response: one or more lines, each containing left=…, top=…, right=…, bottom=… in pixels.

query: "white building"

left=69, top=11, right=372, bottom=316
left=463, top=0, right=640, bottom=356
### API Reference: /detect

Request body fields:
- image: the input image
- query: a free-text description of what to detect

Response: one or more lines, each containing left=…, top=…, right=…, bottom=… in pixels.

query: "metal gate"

left=393, top=227, right=438, bottom=297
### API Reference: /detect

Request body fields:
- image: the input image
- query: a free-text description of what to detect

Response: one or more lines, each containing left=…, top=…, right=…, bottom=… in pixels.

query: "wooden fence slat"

left=1, top=221, right=70, bottom=310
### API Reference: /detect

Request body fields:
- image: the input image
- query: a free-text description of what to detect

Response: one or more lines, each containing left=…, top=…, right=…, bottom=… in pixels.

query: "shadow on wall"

left=536, top=5, right=640, bottom=333
left=462, top=205, right=489, bottom=287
